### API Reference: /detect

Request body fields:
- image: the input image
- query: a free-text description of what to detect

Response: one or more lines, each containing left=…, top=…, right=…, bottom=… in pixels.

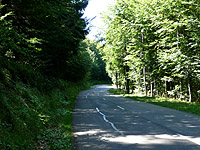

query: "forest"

left=0, top=0, right=200, bottom=149
left=0, top=0, right=108, bottom=149
left=102, top=0, right=200, bottom=102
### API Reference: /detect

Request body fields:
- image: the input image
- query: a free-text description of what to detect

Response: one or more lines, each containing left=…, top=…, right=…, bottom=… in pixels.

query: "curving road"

left=72, top=85, right=200, bottom=150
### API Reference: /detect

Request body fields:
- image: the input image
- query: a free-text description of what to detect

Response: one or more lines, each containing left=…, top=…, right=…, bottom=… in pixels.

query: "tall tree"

left=1, top=0, right=89, bottom=80
left=102, top=0, right=200, bottom=101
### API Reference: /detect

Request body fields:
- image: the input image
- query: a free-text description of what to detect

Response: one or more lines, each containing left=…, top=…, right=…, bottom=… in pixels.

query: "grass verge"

left=108, top=89, right=200, bottom=116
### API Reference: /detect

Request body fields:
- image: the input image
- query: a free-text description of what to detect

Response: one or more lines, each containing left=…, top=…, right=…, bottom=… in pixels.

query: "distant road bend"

left=72, top=85, right=200, bottom=150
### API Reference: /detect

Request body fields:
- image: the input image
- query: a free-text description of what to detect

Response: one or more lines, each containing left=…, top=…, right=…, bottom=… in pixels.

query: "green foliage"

left=0, top=12, right=39, bottom=65
left=1, top=0, right=89, bottom=80
left=102, top=0, right=200, bottom=102
left=80, top=39, right=111, bottom=82
left=37, top=128, right=72, bottom=150
left=0, top=1, right=96, bottom=149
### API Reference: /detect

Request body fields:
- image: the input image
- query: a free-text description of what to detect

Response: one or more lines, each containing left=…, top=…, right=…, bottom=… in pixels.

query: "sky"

left=83, top=0, right=114, bottom=40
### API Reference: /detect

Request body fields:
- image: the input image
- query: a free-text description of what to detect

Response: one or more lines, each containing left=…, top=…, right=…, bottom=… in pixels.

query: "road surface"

left=72, top=85, right=200, bottom=150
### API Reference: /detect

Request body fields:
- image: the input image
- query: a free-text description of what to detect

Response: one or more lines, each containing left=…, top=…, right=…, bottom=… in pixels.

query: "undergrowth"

left=0, top=59, right=90, bottom=149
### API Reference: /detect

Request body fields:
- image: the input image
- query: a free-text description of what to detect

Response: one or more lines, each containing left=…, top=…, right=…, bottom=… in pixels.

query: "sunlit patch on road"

left=74, top=129, right=105, bottom=136
left=107, top=94, right=123, bottom=98
left=176, top=134, right=200, bottom=146
left=101, top=134, right=199, bottom=145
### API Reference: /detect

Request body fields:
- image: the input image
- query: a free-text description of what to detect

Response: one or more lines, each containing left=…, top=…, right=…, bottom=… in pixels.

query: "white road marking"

left=96, top=107, right=124, bottom=136
left=117, top=105, right=125, bottom=110
left=103, top=98, right=106, bottom=100
left=85, top=95, right=88, bottom=98
left=176, top=134, right=200, bottom=145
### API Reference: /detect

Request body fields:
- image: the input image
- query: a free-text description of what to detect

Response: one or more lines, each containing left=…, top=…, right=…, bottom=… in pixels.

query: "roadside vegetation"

left=109, top=89, right=200, bottom=116
left=0, top=70, right=89, bottom=149
left=2, top=0, right=200, bottom=148
left=102, top=0, right=200, bottom=103
left=0, top=0, right=110, bottom=149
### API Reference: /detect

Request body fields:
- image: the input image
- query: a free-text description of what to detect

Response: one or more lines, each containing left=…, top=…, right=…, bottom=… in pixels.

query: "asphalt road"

left=72, top=85, right=200, bottom=150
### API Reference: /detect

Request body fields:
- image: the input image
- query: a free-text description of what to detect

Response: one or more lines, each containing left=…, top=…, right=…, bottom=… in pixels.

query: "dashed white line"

left=103, top=98, right=106, bottom=100
left=117, top=105, right=125, bottom=110
left=96, top=107, right=124, bottom=136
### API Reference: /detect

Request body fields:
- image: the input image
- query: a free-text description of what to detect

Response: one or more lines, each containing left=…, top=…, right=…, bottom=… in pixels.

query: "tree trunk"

left=118, top=73, right=121, bottom=90
left=115, top=73, right=118, bottom=89
left=143, top=67, right=147, bottom=96
left=126, top=79, right=130, bottom=94
left=154, top=80, right=158, bottom=96
left=188, top=81, right=192, bottom=102
left=151, top=81, right=153, bottom=97
left=139, top=73, right=142, bottom=95
left=179, top=79, right=182, bottom=100
left=165, top=80, right=167, bottom=96
left=125, top=66, right=130, bottom=94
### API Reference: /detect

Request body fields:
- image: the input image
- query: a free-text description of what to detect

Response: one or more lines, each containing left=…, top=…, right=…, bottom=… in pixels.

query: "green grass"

left=108, top=89, right=126, bottom=95
left=108, top=89, right=200, bottom=116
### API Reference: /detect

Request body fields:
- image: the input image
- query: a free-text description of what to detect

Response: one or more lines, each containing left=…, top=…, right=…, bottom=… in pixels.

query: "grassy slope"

left=109, top=89, right=200, bottom=116
left=0, top=79, right=89, bottom=149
